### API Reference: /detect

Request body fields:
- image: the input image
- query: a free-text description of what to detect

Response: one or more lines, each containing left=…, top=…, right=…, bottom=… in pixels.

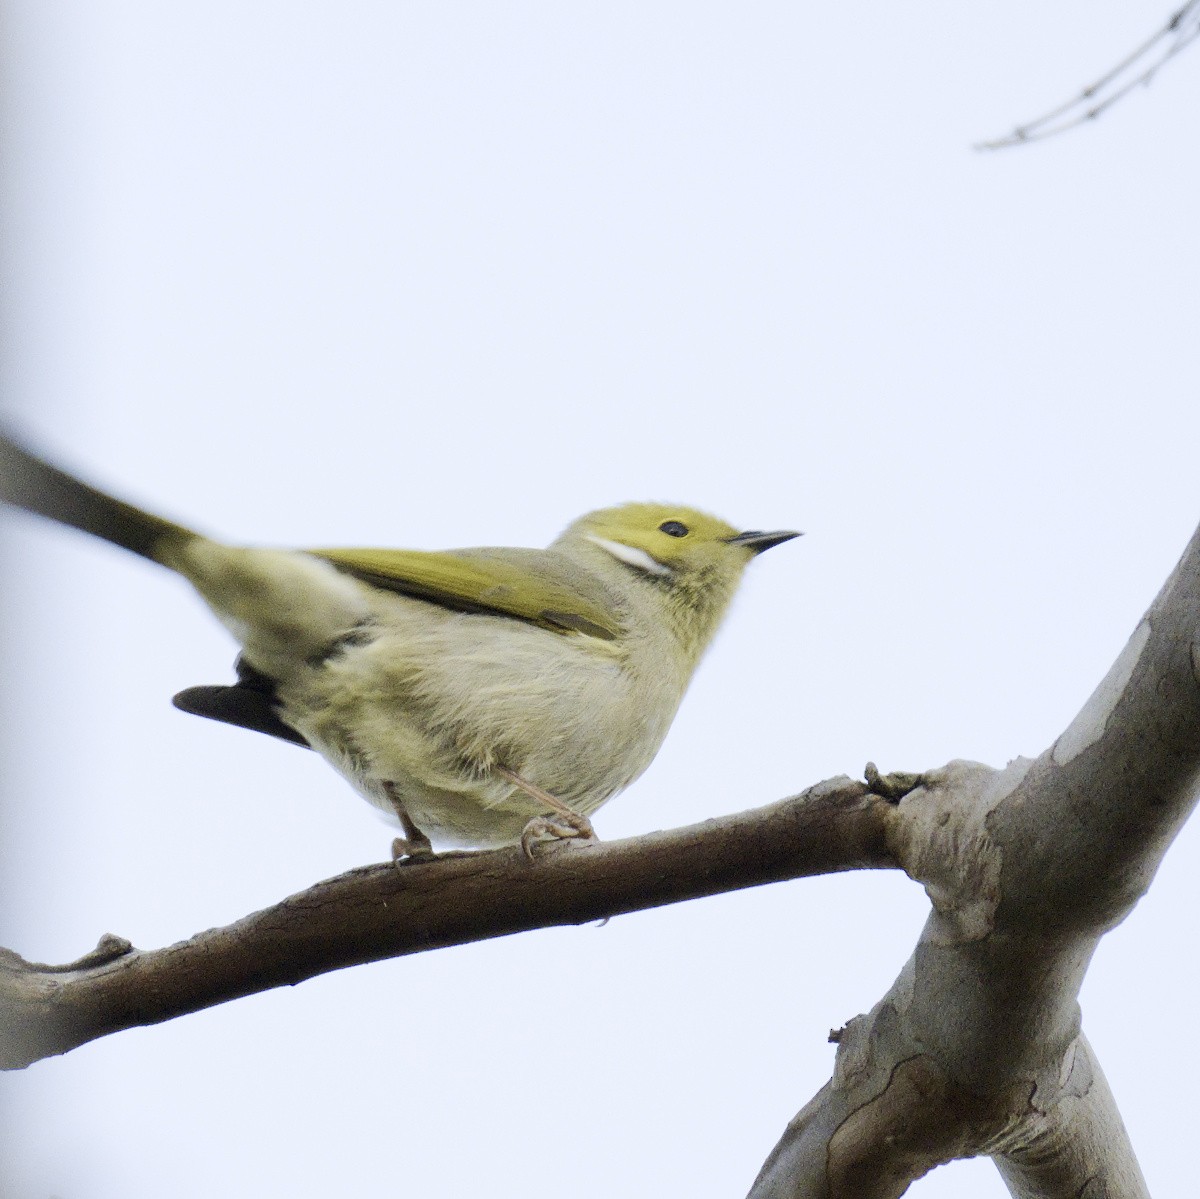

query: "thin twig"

left=977, top=1, right=1200, bottom=150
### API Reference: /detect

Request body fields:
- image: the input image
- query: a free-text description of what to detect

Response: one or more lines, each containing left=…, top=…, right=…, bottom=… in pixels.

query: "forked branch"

left=749, top=512, right=1200, bottom=1197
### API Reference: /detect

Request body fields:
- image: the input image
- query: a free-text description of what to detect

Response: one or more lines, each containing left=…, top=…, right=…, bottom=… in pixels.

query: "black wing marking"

left=173, top=657, right=311, bottom=749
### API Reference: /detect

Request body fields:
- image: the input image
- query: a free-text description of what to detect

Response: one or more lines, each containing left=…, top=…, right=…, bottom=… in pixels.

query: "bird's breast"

left=276, top=596, right=685, bottom=824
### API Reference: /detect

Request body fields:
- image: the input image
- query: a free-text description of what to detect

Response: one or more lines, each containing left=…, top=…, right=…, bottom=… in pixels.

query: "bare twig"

left=978, top=1, right=1200, bottom=150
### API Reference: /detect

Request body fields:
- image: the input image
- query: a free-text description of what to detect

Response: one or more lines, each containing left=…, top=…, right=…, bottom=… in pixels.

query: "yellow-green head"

left=555, top=502, right=800, bottom=665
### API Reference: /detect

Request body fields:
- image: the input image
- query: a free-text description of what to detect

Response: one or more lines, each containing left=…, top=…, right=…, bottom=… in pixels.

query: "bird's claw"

left=391, top=834, right=435, bottom=866
left=520, top=812, right=597, bottom=860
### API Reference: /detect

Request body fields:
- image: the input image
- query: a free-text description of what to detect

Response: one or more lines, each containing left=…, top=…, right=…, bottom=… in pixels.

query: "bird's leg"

left=384, top=782, right=435, bottom=863
left=495, top=766, right=597, bottom=859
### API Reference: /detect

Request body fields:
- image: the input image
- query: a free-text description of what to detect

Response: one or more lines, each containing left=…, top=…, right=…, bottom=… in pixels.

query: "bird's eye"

left=659, top=520, right=689, bottom=538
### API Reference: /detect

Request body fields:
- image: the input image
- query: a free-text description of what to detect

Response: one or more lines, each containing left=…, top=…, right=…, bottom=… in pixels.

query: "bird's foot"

left=391, top=833, right=435, bottom=865
left=520, top=811, right=597, bottom=860
left=494, top=765, right=598, bottom=860
left=384, top=781, right=436, bottom=866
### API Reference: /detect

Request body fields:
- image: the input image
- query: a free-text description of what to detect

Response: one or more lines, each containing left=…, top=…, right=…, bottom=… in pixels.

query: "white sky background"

left=1, top=3, right=1198, bottom=1196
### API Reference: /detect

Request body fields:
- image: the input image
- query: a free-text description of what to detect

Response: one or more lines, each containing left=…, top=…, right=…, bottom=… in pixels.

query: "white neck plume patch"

left=587, top=535, right=673, bottom=577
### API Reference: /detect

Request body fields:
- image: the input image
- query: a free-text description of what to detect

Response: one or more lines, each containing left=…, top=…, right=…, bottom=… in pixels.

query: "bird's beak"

left=725, top=529, right=803, bottom=554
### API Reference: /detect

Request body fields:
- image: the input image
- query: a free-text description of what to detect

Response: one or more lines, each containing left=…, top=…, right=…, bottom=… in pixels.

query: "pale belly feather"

left=275, top=596, right=685, bottom=847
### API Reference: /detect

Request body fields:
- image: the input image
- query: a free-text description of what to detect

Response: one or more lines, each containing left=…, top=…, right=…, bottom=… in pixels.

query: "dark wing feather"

left=173, top=658, right=311, bottom=748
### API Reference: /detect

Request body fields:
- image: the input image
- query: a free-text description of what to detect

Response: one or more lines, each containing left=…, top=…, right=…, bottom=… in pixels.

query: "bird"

left=0, top=427, right=799, bottom=857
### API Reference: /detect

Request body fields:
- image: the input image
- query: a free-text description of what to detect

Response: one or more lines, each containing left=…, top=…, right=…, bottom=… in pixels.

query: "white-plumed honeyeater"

left=0, top=429, right=799, bottom=857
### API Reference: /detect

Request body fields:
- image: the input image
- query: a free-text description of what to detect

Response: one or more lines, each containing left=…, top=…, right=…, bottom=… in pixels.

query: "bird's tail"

left=0, top=425, right=196, bottom=563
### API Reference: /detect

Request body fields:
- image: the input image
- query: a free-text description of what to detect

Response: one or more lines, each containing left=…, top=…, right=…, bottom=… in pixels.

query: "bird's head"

left=556, top=502, right=800, bottom=663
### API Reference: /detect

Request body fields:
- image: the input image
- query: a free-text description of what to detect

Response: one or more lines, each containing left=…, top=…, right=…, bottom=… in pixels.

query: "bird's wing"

left=173, top=657, right=312, bottom=748
left=308, top=546, right=622, bottom=641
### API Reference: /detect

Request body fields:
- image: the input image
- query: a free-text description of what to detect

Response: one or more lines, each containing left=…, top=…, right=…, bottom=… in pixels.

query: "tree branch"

left=750, top=514, right=1200, bottom=1196
left=977, top=0, right=1200, bottom=150
left=0, top=777, right=894, bottom=1070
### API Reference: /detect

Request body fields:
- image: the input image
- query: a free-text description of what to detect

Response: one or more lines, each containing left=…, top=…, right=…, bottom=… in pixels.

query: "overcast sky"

left=2, top=4, right=1199, bottom=1196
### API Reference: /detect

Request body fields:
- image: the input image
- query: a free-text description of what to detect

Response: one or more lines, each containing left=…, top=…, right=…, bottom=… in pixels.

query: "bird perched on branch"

left=0, top=428, right=798, bottom=857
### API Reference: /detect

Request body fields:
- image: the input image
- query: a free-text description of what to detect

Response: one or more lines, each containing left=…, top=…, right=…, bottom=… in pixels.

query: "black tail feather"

left=0, top=427, right=193, bottom=561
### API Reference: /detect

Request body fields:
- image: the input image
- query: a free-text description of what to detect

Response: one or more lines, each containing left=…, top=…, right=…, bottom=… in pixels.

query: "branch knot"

left=884, top=759, right=1030, bottom=942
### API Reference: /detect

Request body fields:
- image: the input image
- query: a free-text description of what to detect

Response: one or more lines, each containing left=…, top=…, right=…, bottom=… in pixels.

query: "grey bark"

left=750, top=518, right=1200, bottom=1196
